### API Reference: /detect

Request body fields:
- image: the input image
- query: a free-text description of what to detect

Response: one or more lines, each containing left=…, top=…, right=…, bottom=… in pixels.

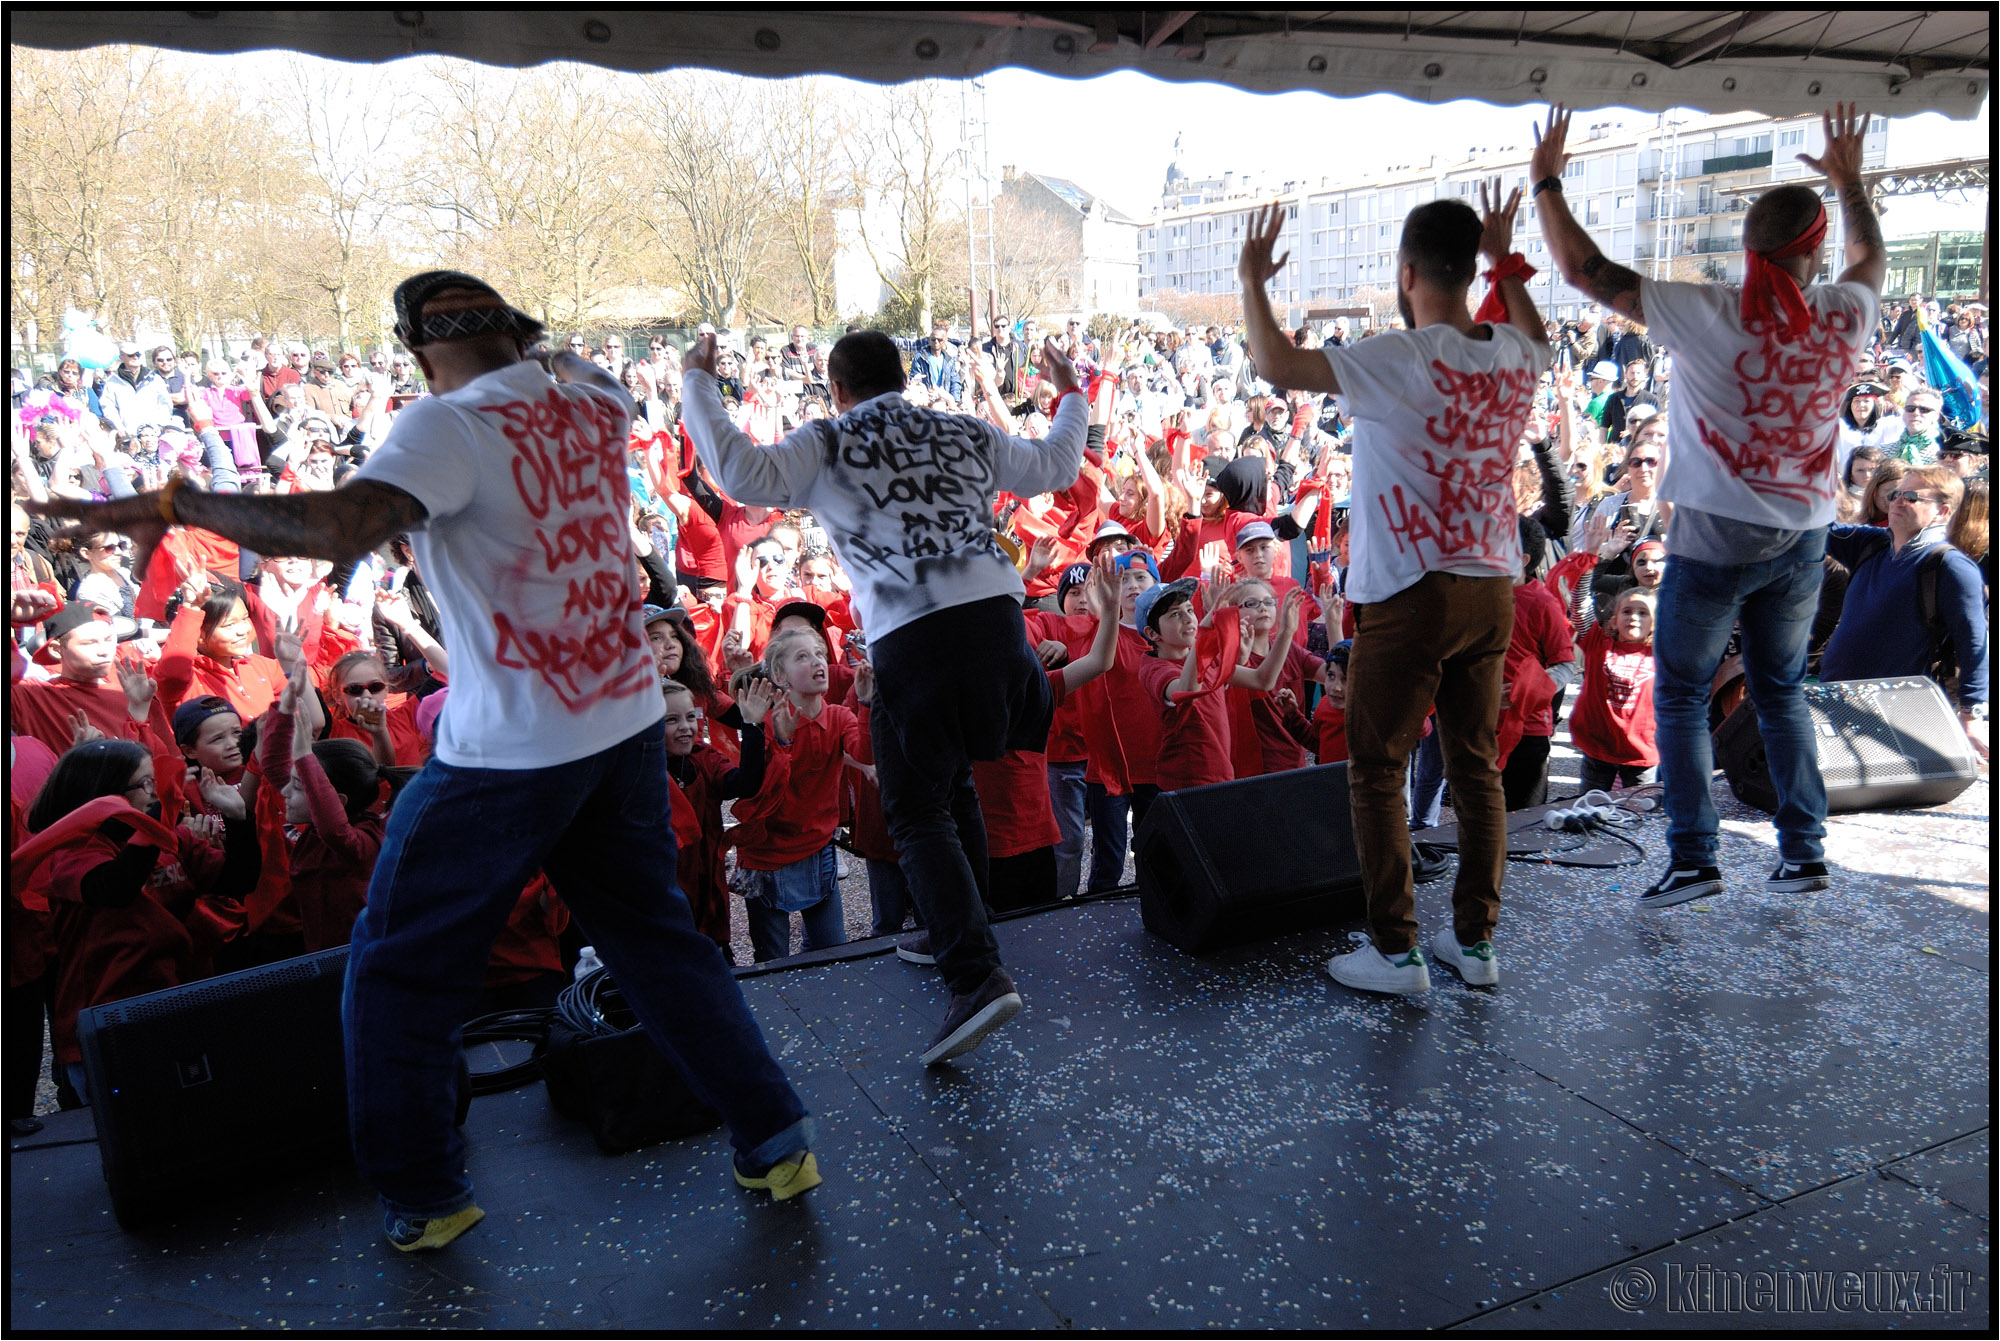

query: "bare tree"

left=766, top=78, right=847, bottom=327
left=414, top=63, right=644, bottom=330
left=277, top=57, right=414, bottom=352
left=9, top=46, right=162, bottom=339
left=989, top=193, right=1077, bottom=323
left=633, top=73, right=779, bottom=329
left=847, top=82, right=967, bottom=333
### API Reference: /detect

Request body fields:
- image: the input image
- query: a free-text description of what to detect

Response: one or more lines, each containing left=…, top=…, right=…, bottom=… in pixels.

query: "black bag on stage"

left=537, top=1016, right=722, bottom=1156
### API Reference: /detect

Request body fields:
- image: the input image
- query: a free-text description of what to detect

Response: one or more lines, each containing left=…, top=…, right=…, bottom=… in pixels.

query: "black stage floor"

left=8, top=794, right=1992, bottom=1331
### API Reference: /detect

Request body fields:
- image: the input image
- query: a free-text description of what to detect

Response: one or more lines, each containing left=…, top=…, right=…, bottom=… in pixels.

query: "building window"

left=1779, top=128, right=1805, bottom=147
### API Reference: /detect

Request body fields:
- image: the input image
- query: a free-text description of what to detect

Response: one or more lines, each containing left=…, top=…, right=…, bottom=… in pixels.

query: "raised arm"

left=1479, top=178, right=1548, bottom=343
left=1237, top=203, right=1342, bottom=395
left=1530, top=104, right=1644, bottom=324
left=679, top=334, right=823, bottom=508
left=1797, top=103, right=1887, bottom=294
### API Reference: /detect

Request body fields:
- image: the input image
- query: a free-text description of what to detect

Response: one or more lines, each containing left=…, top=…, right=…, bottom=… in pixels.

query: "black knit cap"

left=392, top=270, right=546, bottom=351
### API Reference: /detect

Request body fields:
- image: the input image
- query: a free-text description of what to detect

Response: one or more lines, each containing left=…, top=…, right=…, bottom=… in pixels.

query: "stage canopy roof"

left=10, top=8, right=1991, bottom=119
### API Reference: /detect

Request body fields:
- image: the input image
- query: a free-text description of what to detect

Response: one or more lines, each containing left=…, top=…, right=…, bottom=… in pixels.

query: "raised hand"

left=1601, top=518, right=1639, bottom=559
left=68, top=709, right=104, bottom=747
left=1530, top=102, right=1573, bottom=186
left=736, top=674, right=778, bottom=726
left=374, top=589, right=413, bottom=630
left=1797, top=102, right=1870, bottom=188
left=115, top=658, right=158, bottom=723
left=720, top=629, right=754, bottom=675
left=10, top=587, right=59, bottom=625
left=1278, top=586, right=1306, bottom=636
left=1036, top=336, right=1080, bottom=396
left=273, top=623, right=305, bottom=675
left=1236, top=202, right=1289, bottom=289
left=852, top=659, right=876, bottom=705
left=681, top=333, right=720, bottom=379
left=196, top=765, right=247, bottom=820
left=1477, top=176, right=1522, bottom=262
left=768, top=696, right=798, bottom=744
left=184, top=812, right=223, bottom=845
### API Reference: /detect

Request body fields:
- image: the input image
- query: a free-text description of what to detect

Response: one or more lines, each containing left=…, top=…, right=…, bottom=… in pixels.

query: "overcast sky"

left=978, top=68, right=1992, bottom=235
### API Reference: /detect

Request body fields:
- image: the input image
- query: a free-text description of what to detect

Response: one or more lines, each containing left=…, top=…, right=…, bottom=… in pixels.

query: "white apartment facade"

left=1140, top=110, right=1891, bottom=322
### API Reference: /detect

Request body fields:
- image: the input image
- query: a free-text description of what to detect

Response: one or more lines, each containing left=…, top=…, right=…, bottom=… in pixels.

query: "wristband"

left=1051, top=387, right=1084, bottom=417
left=1531, top=175, right=1563, bottom=199
left=156, top=472, right=186, bottom=527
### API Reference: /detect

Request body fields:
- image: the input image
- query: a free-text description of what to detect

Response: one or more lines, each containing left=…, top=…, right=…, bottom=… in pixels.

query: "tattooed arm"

left=1528, top=103, right=1645, bottom=324
left=1797, top=103, right=1887, bottom=294
left=26, top=479, right=429, bottom=579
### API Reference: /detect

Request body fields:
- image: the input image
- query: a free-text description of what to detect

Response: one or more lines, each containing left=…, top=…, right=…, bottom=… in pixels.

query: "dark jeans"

left=1579, top=756, right=1656, bottom=791
left=1654, top=537, right=1828, bottom=866
left=1085, top=782, right=1159, bottom=892
left=988, top=846, right=1057, bottom=914
left=344, top=723, right=810, bottom=1220
left=1347, top=572, right=1514, bottom=955
left=1047, top=760, right=1087, bottom=900
left=1502, top=734, right=1552, bottom=811
left=868, top=596, right=1052, bottom=997
left=5, top=976, right=50, bottom=1120
left=866, top=859, right=919, bottom=937
left=1410, top=725, right=1447, bottom=829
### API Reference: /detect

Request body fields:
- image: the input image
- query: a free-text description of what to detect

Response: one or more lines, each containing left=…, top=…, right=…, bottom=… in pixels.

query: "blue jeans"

left=742, top=844, right=847, bottom=962
left=1409, top=725, right=1447, bottom=830
left=1047, top=761, right=1087, bottom=899
left=1654, top=537, right=1828, bottom=867
left=865, top=859, right=918, bottom=937
left=344, top=724, right=810, bottom=1220
left=1085, top=782, right=1158, bottom=892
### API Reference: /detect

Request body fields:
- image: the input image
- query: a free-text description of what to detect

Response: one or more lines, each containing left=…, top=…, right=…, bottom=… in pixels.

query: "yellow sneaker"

left=385, top=1203, right=485, bottom=1252
left=733, top=1151, right=822, bottom=1201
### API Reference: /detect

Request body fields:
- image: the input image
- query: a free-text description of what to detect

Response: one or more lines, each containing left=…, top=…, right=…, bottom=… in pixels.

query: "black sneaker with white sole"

left=920, top=969, right=1022, bottom=1066
left=1766, top=860, right=1831, bottom=893
left=895, top=931, right=936, bottom=965
left=1637, top=864, right=1724, bottom=909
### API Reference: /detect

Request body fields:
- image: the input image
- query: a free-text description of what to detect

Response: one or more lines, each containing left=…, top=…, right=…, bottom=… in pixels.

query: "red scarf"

left=1740, top=203, right=1827, bottom=342
left=1172, top=606, right=1242, bottom=704
left=1474, top=253, right=1539, bottom=324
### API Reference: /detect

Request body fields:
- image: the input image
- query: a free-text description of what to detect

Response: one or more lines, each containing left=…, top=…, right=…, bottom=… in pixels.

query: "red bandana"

left=1740, top=203, right=1828, bottom=342
left=1474, top=253, right=1539, bottom=325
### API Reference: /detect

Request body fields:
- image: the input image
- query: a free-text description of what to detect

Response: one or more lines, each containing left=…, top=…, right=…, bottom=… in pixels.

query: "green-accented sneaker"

left=1327, top=942, right=1431, bottom=994
left=385, top=1203, right=485, bottom=1252
left=1429, top=930, right=1499, bottom=986
left=734, top=1150, right=822, bottom=1202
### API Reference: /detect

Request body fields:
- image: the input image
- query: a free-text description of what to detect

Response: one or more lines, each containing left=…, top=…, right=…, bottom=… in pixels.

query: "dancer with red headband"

left=1532, top=103, right=1887, bottom=909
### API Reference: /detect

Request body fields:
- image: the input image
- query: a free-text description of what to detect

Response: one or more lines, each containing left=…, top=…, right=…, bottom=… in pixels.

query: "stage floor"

left=9, top=782, right=1991, bottom=1331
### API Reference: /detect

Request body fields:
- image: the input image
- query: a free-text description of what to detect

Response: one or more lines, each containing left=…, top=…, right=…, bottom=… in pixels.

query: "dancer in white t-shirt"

left=29, top=271, right=821, bottom=1250
left=1532, top=103, right=1887, bottom=908
left=1238, top=181, right=1546, bottom=995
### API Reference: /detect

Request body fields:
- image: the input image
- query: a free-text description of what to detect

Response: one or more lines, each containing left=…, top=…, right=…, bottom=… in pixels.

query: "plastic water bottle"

left=574, top=946, right=603, bottom=982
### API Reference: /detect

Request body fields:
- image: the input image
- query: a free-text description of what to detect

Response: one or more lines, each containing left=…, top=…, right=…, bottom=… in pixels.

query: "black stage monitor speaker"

left=1135, top=762, right=1367, bottom=954
left=78, top=947, right=351, bottom=1226
left=1715, top=676, right=1979, bottom=815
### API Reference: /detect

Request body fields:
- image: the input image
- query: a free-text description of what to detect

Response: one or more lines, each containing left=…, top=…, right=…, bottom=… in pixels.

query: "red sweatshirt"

left=156, top=603, right=287, bottom=719
left=729, top=701, right=860, bottom=870
left=1570, top=626, right=1659, bottom=768
left=327, top=694, right=432, bottom=767
left=1236, top=641, right=1324, bottom=775
left=1312, top=698, right=1349, bottom=764
left=8, top=674, right=170, bottom=760
left=259, top=707, right=386, bottom=952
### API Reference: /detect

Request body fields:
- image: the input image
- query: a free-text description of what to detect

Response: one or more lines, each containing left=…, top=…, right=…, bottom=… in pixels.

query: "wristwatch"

left=1531, top=175, right=1563, bottom=199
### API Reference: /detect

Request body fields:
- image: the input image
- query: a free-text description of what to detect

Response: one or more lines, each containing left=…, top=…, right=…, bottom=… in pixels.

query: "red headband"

left=1740, top=203, right=1828, bottom=342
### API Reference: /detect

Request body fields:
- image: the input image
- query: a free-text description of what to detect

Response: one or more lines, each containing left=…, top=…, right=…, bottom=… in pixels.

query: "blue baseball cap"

left=1113, top=550, right=1159, bottom=583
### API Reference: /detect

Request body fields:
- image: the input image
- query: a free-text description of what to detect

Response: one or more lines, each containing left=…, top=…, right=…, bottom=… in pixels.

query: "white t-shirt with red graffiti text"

left=1640, top=277, right=1877, bottom=531
left=352, top=361, right=661, bottom=769
left=1324, top=322, right=1547, bottom=604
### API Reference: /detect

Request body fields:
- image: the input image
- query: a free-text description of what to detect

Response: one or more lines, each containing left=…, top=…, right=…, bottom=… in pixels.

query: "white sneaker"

left=1327, top=942, right=1431, bottom=995
left=1429, top=930, right=1499, bottom=986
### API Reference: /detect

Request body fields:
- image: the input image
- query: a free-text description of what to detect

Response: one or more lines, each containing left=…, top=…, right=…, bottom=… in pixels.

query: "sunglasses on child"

left=342, top=680, right=388, bottom=696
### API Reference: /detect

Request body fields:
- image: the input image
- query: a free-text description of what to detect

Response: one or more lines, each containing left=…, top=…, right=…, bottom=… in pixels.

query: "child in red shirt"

left=968, top=558, right=1122, bottom=911
left=1132, top=581, right=1302, bottom=791
left=1227, top=576, right=1323, bottom=775
left=258, top=660, right=393, bottom=952
left=663, top=676, right=775, bottom=954
left=727, top=629, right=865, bottom=962
left=1570, top=590, right=1659, bottom=791
left=1312, top=640, right=1353, bottom=764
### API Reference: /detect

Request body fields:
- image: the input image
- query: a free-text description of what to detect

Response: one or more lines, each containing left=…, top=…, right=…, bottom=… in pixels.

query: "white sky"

left=978, top=68, right=1992, bottom=236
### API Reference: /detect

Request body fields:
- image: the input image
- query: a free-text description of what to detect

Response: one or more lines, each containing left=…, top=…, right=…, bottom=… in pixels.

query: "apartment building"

left=1141, top=111, right=1891, bottom=322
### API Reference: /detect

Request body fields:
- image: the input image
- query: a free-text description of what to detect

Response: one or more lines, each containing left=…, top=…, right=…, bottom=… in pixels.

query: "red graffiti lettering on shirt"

left=1699, top=310, right=1859, bottom=504
left=1602, top=645, right=1655, bottom=712
left=493, top=608, right=653, bottom=713
left=484, top=388, right=650, bottom=711
left=1376, top=361, right=1536, bottom=564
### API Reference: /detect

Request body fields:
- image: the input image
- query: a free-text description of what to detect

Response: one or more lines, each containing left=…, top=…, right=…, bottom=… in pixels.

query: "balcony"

left=1691, top=237, right=1742, bottom=255
left=1701, top=150, right=1774, bottom=175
